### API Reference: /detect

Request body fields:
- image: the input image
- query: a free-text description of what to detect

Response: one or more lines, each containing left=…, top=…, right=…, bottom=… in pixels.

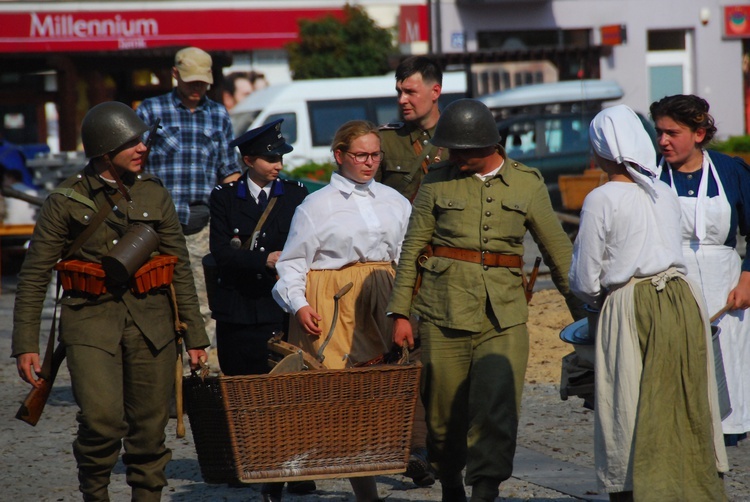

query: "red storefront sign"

left=399, top=5, right=428, bottom=44
left=0, top=8, right=344, bottom=53
left=724, top=5, right=750, bottom=39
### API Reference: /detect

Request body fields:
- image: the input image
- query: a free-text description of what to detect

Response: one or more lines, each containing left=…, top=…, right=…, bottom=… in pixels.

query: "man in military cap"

left=13, top=101, right=209, bottom=501
left=387, top=99, right=584, bottom=502
left=376, top=55, right=449, bottom=202
left=137, top=46, right=242, bottom=367
left=376, top=55, right=449, bottom=488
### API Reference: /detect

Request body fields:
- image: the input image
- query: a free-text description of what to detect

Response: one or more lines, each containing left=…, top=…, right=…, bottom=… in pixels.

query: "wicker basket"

left=183, top=364, right=421, bottom=484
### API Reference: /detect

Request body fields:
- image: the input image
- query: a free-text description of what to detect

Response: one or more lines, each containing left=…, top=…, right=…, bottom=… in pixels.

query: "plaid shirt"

left=136, top=90, right=240, bottom=224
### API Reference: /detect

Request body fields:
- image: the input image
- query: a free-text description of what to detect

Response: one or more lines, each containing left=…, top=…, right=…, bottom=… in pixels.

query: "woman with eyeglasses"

left=272, top=120, right=410, bottom=501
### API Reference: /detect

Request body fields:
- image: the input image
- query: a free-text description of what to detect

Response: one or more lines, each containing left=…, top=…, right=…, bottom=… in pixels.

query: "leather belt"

left=432, top=246, right=523, bottom=268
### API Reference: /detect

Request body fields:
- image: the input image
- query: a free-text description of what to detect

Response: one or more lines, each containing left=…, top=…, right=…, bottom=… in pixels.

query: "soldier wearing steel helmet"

left=12, top=101, right=208, bottom=501
left=387, top=99, right=584, bottom=502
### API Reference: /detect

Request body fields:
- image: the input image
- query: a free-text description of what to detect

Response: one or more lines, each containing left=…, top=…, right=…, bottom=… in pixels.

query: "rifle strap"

left=242, top=196, right=277, bottom=250
left=411, top=137, right=434, bottom=176
left=64, top=191, right=123, bottom=261
left=39, top=281, right=62, bottom=381
left=41, top=185, right=124, bottom=376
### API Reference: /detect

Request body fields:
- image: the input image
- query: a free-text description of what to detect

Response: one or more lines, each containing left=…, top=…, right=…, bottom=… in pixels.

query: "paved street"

left=1, top=274, right=747, bottom=501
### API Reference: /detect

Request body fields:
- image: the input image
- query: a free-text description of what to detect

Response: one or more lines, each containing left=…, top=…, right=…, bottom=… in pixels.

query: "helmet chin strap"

left=101, top=154, right=133, bottom=203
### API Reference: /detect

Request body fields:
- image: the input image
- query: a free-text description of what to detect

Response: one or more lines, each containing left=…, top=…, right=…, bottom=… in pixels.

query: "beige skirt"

left=289, top=262, right=395, bottom=369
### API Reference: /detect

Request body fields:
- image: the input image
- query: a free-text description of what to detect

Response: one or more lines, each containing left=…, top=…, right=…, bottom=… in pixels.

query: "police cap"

left=231, top=119, right=293, bottom=157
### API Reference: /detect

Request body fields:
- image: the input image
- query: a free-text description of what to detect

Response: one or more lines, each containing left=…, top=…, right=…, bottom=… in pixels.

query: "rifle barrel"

left=2, top=186, right=46, bottom=207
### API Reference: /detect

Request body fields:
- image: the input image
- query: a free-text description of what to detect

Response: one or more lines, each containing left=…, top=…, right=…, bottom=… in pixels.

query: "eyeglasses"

left=345, top=150, right=384, bottom=164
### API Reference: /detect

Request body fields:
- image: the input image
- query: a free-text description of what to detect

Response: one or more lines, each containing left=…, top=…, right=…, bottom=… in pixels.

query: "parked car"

left=479, top=80, right=656, bottom=210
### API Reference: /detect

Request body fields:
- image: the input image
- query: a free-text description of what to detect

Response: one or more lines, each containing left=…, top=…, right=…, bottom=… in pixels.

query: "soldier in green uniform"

left=13, top=102, right=209, bottom=502
left=387, top=99, right=584, bottom=502
left=377, top=55, right=450, bottom=202
left=377, top=55, right=451, bottom=488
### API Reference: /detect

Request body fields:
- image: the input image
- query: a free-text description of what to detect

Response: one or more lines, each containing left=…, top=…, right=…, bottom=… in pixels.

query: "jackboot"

left=470, top=477, right=500, bottom=502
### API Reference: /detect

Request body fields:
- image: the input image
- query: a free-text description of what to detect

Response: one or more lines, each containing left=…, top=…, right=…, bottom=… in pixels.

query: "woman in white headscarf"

left=652, top=94, right=750, bottom=448
left=569, top=104, right=728, bottom=502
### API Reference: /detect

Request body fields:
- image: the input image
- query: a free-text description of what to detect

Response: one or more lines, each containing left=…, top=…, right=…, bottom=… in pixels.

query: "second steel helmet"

left=81, top=101, right=149, bottom=158
left=430, top=98, right=500, bottom=149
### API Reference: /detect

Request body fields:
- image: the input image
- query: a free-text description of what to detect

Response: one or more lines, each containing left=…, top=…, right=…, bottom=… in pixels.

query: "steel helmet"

left=430, top=98, right=500, bottom=149
left=81, top=101, right=149, bottom=158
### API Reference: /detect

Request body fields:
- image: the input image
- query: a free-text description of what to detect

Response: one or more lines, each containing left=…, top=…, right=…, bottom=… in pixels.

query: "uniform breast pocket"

left=128, top=205, right=163, bottom=226
left=500, top=198, right=529, bottom=236
left=69, top=206, right=107, bottom=250
left=434, top=197, right=467, bottom=238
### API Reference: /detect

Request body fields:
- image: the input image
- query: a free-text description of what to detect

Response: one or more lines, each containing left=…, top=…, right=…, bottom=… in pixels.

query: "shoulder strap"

left=39, top=281, right=62, bottom=380
left=64, top=191, right=123, bottom=260
left=49, top=187, right=98, bottom=212
left=243, top=196, right=278, bottom=250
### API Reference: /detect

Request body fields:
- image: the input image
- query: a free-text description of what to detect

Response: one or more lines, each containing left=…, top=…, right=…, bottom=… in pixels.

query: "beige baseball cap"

left=174, top=47, right=213, bottom=84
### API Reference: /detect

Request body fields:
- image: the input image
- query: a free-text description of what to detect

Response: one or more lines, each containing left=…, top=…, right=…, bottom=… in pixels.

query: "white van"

left=229, top=73, right=467, bottom=169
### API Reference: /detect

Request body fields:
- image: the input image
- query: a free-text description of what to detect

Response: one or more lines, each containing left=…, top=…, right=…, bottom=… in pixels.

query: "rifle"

left=16, top=343, right=66, bottom=426
left=140, top=118, right=160, bottom=171
left=1, top=185, right=46, bottom=207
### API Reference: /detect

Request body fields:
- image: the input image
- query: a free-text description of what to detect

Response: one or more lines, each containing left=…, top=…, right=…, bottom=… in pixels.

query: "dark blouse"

left=659, top=150, right=750, bottom=271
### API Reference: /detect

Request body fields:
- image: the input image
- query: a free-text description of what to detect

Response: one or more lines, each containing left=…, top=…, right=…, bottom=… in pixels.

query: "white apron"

left=593, top=269, right=728, bottom=492
left=667, top=152, right=750, bottom=434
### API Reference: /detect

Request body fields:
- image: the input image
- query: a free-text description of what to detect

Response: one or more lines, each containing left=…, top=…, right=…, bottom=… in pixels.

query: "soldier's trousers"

left=66, top=312, right=174, bottom=502
left=420, top=311, right=528, bottom=494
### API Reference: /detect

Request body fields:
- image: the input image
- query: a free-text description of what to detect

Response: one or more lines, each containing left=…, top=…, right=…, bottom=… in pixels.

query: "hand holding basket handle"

left=316, top=282, right=353, bottom=364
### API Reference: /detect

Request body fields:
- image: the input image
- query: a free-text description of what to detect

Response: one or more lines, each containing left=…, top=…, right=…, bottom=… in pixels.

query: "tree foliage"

left=287, top=5, right=395, bottom=80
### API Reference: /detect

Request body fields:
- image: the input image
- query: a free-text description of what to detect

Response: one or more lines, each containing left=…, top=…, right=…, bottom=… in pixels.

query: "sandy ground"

left=2, top=280, right=748, bottom=501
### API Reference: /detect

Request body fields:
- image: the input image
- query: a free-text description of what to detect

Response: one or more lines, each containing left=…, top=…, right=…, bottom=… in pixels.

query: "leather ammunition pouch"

left=55, top=254, right=177, bottom=296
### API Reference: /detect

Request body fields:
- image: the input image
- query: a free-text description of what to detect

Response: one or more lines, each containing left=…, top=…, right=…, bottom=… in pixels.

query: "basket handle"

left=316, top=282, right=353, bottom=363
left=189, top=360, right=211, bottom=381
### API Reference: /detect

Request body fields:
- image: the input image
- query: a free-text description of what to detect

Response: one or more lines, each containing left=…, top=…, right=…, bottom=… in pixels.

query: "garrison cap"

left=231, top=118, right=293, bottom=157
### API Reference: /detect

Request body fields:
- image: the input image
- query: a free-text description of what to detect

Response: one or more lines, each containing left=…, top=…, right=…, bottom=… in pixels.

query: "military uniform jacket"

left=377, top=122, right=449, bottom=200
left=388, top=157, right=581, bottom=332
left=12, top=165, right=208, bottom=357
left=208, top=177, right=308, bottom=325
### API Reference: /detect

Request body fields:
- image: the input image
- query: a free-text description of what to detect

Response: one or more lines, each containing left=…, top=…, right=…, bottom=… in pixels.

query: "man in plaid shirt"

left=137, top=47, right=241, bottom=363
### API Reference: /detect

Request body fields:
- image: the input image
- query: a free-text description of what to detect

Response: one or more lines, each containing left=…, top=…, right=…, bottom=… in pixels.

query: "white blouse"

left=569, top=179, right=686, bottom=307
left=272, top=172, right=412, bottom=314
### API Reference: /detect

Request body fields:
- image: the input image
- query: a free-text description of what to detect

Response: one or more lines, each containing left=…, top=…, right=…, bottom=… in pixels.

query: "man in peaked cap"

left=137, top=47, right=241, bottom=367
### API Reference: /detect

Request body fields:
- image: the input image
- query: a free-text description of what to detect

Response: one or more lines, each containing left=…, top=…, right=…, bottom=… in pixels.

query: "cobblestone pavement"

left=2, top=277, right=747, bottom=501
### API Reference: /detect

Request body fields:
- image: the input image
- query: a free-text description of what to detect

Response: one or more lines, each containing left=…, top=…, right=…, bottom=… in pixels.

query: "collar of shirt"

left=406, top=121, right=437, bottom=145
left=169, top=88, right=207, bottom=112
left=475, top=159, right=505, bottom=181
left=330, top=171, right=374, bottom=197
left=245, top=173, right=271, bottom=203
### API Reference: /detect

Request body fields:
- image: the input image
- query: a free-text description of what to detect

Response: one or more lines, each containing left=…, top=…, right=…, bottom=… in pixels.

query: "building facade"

left=0, top=0, right=747, bottom=154
left=434, top=0, right=748, bottom=137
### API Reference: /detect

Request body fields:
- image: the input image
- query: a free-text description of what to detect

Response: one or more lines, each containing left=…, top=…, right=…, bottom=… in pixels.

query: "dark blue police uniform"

left=208, top=119, right=308, bottom=376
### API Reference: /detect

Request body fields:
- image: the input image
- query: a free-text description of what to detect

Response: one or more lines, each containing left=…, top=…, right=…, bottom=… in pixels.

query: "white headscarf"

left=589, top=104, right=660, bottom=199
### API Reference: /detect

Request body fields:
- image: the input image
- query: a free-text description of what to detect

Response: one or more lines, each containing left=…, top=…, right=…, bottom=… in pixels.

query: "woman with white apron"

left=653, top=94, right=750, bottom=446
left=570, top=104, right=727, bottom=501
